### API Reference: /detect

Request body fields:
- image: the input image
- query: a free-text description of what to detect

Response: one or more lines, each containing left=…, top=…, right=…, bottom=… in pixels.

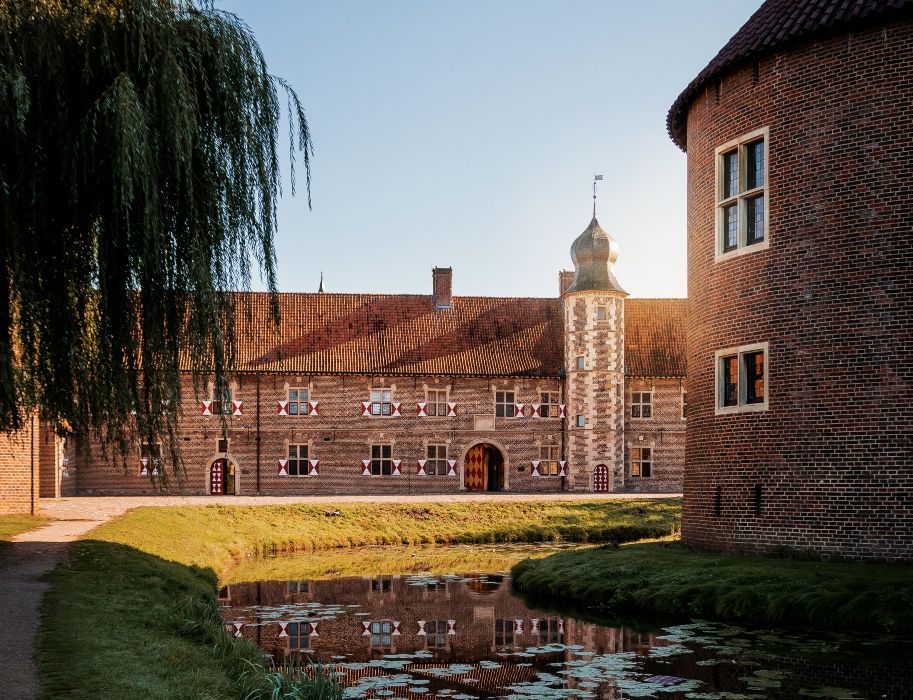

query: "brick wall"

left=624, top=377, right=686, bottom=493
left=0, top=418, right=39, bottom=514
left=682, top=19, right=913, bottom=559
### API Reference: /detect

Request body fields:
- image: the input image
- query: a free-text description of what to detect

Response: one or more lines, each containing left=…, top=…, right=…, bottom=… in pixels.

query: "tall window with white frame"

left=716, top=343, right=768, bottom=413
left=287, top=387, right=309, bottom=415
left=538, top=445, right=560, bottom=475
left=287, top=443, right=309, bottom=476
left=539, top=391, right=559, bottom=418
left=716, top=128, right=768, bottom=257
left=371, top=444, right=393, bottom=475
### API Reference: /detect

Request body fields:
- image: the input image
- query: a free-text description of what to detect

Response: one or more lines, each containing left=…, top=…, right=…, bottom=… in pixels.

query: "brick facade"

left=673, top=11, right=913, bottom=558
left=0, top=417, right=68, bottom=513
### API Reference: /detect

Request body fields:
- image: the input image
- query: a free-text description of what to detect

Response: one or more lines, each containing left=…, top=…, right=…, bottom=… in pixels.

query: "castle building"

left=668, top=0, right=913, bottom=559
left=0, top=215, right=684, bottom=506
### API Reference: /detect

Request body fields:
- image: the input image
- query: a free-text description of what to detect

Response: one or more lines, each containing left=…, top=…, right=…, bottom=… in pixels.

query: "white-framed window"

left=575, top=356, right=586, bottom=370
left=539, top=391, right=559, bottom=418
left=715, top=127, right=769, bottom=260
left=596, top=305, right=608, bottom=322
left=631, top=446, right=652, bottom=478
left=287, top=621, right=311, bottom=651
left=287, top=443, right=309, bottom=477
left=425, top=620, right=448, bottom=649
left=631, top=392, right=653, bottom=419
left=211, top=387, right=233, bottom=415
left=426, top=444, right=448, bottom=476
left=287, top=387, right=310, bottom=415
left=575, top=415, right=585, bottom=428
left=370, top=388, right=392, bottom=416
left=370, top=444, right=393, bottom=475
left=495, top=390, right=515, bottom=418
left=715, top=342, right=768, bottom=414
left=370, top=620, right=394, bottom=649
left=538, top=445, right=560, bottom=476
left=681, top=389, right=688, bottom=420
left=425, top=389, right=447, bottom=416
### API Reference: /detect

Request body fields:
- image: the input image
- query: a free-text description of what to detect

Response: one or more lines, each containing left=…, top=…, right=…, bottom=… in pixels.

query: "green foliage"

left=511, top=541, right=913, bottom=633
left=0, top=0, right=312, bottom=479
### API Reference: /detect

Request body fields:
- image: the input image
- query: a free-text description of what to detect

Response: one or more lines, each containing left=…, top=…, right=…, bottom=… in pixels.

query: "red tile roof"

left=224, top=292, right=686, bottom=378
left=667, top=0, right=913, bottom=149
left=624, top=299, right=688, bottom=377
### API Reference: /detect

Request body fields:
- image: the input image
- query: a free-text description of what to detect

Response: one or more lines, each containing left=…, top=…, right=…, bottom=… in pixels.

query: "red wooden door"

left=210, top=459, right=224, bottom=495
left=593, top=464, right=609, bottom=492
left=464, top=445, right=488, bottom=491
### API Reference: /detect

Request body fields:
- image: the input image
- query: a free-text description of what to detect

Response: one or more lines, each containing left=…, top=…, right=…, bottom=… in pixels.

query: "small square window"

left=495, top=391, right=515, bottom=418
left=716, top=343, right=768, bottom=413
left=631, top=392, right=652, bottom=419
left=425, top=389, right=447, bottom=416
left=287, top=387, right=309, bottom=415
left=576, top=356, right=585, bottom=370
left=538, top=445, right=560, bottom=475
left=539, top=391, right=559, bottom=418
left=575, top=415, right=585, bottom=428
left=596, top=306, right=607, bottom=321
left=370, top=388, right=392, bottom=416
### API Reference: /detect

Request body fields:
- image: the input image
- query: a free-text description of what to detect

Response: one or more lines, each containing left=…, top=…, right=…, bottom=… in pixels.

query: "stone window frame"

left=285, top=441, right=312, bottom=477
left=539, top=390, right=559, bottom=418
left=538, top=444, right=560, bottom=476
left=575, top=355, right=586, bottom=370
left=575, top=414, right=585, bottom=428
left=369, top=620, right=394, bottom=649
left=494, top=388, right=517, bottom=418
left=285, top=384, right=312, bottom=416
left=424, top=387, right=449, bottom=417
left=714, top=341, right=769, bottom=415
left=425, top=443, right=449, bottom=476
left=287, top=580, right=308, bottom=594
left=630, top=390, right=653, bottom=419
left=286, top=621, right=311, bottom=651
left=424, top=620, right=449, bottom=649
left=630, top=445, right=652, bottom=478
left=714, top=126, right=770, bottom=262
left=369, top=386, right=393, bottom=417
left=369, top=442, right=394, bottom=476
left=596, top=305, right=608, bottom=322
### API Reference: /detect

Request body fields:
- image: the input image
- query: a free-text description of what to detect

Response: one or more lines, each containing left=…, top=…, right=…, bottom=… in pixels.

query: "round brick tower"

left=562, top=216, right=627, bottom=491
left=668, top=0, right=913, bottom=560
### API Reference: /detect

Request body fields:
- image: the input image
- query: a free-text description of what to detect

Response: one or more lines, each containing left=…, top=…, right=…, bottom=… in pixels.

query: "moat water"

left=219, top=545, right=913, bottom=699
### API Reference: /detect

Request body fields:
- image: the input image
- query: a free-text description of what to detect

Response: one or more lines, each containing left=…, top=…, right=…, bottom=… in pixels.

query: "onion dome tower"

left=562, top=214, right=628, bottom=492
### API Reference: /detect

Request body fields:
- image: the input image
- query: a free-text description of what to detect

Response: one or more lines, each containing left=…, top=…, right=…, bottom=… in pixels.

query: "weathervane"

left=593, top=173, right=603, bottom=218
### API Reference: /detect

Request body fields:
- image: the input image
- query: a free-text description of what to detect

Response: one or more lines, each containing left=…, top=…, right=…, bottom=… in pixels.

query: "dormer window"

left=715, top=127, right=769, bottom=259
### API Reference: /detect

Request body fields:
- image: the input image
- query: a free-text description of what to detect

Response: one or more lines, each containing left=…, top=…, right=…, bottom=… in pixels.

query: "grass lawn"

left=38, top=499, right=679, bottom=699
left=512, top=540, right=913, bottom=633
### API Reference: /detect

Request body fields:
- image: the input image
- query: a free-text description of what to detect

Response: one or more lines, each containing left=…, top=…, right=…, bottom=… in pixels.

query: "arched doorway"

left=209, top=458, right=237, bottom=495
left=464, top=443, right=505, bottom=492
left=593, top=464, right=609, bottom=493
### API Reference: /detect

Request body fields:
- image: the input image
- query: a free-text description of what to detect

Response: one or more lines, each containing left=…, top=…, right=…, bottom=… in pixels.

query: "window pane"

left=288, top=389, right=297, bottom=402
left=382, top=445, right=391, bottom=458
left=642, top=404, right=652, bottom=418
left=506, top=392, right=515, bottom=403
left=722, top=356, right=739, bottom=407
left=382, top=390, right=391, bottom=402
left=289, top=402, right=299, bottom=415
left=723, top=204, right=738, bottom=252
left=382, top=403, right=391, bottom=416
left=632, top=405, right=640, bottom=418
left=746, top=194, right=765, bottom=244
left=723, top=150, right=738, bottom=198
left=495, top=404, right=504, bottom=417
left=744, top=351, right=765, bottom=404
left=746, top=140, right=764, bottom=189
left=300, top=389, right=308, bottom=402
left=372, top=445, right=380, bottom=458
left=371, top=390, right=381, bottom=401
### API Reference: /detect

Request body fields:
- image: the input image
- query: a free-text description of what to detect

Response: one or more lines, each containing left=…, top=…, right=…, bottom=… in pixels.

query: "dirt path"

left=0, top=491, right=680, bottom=698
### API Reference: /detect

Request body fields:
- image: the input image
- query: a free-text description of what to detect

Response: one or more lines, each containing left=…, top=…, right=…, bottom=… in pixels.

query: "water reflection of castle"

left=220, top=574, right=660, bottom=697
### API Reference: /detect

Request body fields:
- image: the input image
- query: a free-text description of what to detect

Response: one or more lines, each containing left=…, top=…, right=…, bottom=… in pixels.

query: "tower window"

left=596, top=306, right=607, bottom=321
left=715, top=127, right=769, bottom=259
left=575, top=415, right=585, bottom=428
left=715, top=343, right=769, bottom=414
left=576, top=356, right=586, bottom=370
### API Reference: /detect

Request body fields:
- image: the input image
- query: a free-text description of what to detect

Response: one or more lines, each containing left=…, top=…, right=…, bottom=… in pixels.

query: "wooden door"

left=464, top=445, right=488, bottom=491
left=593, top=464, right=609, bottom=492
left=210, top=459, right=224, bottom=495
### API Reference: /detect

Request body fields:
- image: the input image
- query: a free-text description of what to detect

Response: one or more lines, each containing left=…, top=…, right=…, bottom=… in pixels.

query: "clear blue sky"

left=218, top=0, right=760, bottom=299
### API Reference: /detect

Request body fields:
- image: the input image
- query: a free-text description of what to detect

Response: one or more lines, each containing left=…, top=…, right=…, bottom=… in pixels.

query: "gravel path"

left=0, top=491, right=680, bottom=698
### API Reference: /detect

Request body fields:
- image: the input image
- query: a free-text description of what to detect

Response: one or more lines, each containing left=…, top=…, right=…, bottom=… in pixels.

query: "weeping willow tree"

left=0, top=0, right=312, bottom=481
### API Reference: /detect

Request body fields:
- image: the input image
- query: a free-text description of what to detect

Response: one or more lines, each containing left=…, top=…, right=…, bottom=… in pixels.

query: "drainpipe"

left=30, top=415, right=36, bottom=514
left=559, top=369, right=567, bottom=491
left=255, top=372, right=261, bottom=495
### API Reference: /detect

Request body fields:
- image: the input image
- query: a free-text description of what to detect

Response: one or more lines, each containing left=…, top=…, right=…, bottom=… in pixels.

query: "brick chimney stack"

left=432, top=267, right=453, bottom=309
left=559, top=270, right=574, bottom=296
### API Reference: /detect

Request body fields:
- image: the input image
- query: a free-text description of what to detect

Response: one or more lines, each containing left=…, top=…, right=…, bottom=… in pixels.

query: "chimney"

left=432, top=267, right=453, bottom=309
left=559, top=270, right=575, bottom=296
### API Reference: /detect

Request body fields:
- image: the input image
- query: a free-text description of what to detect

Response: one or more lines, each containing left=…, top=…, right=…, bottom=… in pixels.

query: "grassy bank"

left=512, top=541, right=913, bottom=633
left=39, top=499, right=679, bottom=699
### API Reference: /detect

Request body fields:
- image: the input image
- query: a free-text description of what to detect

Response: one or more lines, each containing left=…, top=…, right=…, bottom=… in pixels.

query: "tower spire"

left=318, top=270, right=325, bottom=293
left=592, top=173, right=603, bottom=219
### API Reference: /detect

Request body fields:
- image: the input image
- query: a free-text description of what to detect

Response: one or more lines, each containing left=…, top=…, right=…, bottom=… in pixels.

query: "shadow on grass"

left=37, top=540, right=340, bottom=700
